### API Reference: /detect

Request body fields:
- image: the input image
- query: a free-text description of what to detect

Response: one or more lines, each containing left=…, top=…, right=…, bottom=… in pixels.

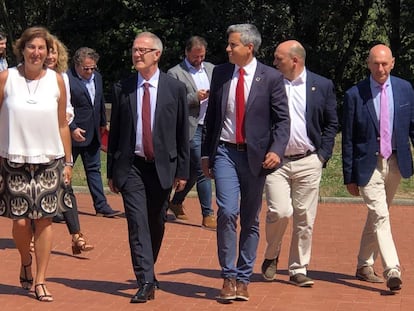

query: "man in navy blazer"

left=68, top=47, right=120, bottom=217
left=342, top=44, right=414, bottom=291
left=261, top=40, right=338, bottom=287
left=108, top=32, right=189, bottom=303
left=201, top=24, right=290, bottom=302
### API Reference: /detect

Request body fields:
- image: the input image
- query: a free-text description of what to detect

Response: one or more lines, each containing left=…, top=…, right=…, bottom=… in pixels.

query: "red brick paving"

left=1, top=193, right=414, bottom=310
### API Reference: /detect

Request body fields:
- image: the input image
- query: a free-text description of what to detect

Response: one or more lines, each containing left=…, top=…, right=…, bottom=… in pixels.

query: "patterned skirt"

left=0, top=158, right=72, bottom=219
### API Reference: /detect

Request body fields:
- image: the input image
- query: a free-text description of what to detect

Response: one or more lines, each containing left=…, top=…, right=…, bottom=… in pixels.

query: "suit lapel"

left=179, top=62, right=198, bottom=91
left=305, top=71, right=316, bottom=124
left=221, top=65, right=234, bottom=116
left=390, top=76, right=400, bottom=125
left=128, top=74, right=138, bottom=131
left=360, top=79, right=379, bottom=132
left=246, top=62, right=264, bottom=111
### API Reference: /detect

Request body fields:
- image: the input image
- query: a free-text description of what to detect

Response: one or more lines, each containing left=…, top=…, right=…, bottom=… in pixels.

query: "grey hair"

left=135, top=31, right=163, bottom=54
left=73, top=47, right=99, bottom=65
left=227, top=24, right=262, bottom=53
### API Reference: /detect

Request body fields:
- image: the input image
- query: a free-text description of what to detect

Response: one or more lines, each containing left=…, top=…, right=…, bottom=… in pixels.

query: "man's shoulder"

left=307, top=70, right=333, bottom=84
left=160, top=71, right=186, bottom=89
left=391, top=75, right=413, bottom=88
left=167, top=61, right=187, bottom=75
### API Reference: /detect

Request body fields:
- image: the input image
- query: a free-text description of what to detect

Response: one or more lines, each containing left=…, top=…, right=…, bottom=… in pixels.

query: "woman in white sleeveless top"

left=0, top=27, right=72, bottom=302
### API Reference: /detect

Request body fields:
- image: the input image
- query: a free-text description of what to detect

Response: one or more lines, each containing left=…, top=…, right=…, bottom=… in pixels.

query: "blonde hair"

left=50, top=34, right=69, bottom=73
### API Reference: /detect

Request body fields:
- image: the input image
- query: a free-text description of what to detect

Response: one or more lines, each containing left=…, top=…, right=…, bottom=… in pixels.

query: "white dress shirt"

left=220, top=58, right=257, bottom=143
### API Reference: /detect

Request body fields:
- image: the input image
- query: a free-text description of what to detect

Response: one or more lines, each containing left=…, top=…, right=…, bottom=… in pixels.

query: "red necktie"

left=236, top=67, right=245, bottom=143
left=142, top=83, right=154, bottom=160
left=380, top=83, right=392, bottom=159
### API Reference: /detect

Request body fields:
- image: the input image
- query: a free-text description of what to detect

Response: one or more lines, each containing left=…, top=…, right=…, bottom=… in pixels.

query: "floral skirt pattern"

left=0, top=158, right=72, bottom=219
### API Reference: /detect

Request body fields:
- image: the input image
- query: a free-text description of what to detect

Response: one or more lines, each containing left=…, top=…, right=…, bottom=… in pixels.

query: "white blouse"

left=0, top=67, right=65, bottom=163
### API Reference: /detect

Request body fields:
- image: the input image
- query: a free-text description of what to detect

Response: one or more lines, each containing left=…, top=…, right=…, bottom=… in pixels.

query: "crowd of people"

left=0, top=22, right=413, bottom=304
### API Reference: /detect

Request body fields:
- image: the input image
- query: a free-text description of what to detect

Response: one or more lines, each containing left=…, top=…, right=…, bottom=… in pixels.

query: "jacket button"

left=375, top=152, right=379, bottom=156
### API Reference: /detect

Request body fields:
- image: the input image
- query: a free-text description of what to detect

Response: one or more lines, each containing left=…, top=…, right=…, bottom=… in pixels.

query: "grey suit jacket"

left=168, top=61, right=214, bottom=139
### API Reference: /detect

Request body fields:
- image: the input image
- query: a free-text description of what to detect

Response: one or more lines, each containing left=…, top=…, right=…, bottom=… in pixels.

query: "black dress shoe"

left=130, top=283, right=155, bottom=303
left=95, top=207, right=123, bottom=218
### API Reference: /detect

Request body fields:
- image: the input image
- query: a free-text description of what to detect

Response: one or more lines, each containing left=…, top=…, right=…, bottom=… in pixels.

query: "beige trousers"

left=358, top=154, right=401, bottom=276
left=264, top=153, right=323, bottom=276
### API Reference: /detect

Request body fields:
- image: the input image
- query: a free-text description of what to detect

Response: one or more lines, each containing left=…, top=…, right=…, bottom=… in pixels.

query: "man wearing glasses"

left=108, top=32, right=189, bottom=303
left=68, top=47, right=121, bottom=217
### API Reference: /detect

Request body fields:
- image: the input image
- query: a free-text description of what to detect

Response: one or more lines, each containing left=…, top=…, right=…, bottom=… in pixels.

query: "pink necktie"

left=236, top=67, right=245, bottom=143
left=380, top=84, right=392, bottom=159
left=142, top=83, right=154, bottom=160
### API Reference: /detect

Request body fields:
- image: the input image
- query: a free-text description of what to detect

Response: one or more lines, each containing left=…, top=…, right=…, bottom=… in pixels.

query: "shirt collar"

left=184, top=58, right=205, bottom=73
left=370, top=75, right=391, bottom=90
left=234, top=57, right=257, bottom=76
left=285, top=68, right=306, bottom=86
left=138, top=68, right=160, bottom=88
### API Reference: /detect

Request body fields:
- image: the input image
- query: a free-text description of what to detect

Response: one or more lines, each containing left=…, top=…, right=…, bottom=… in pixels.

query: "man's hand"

left=72, top=127, right=86, bottom=142
left=262, top=151, right=281, bottom=169
left=346, top=183, right=360, bottom=196
left=108, top=179, right=119, bottom=194
left=202, top=158, right=214, bottom=178
left=174, top=178, right=187, bottom=192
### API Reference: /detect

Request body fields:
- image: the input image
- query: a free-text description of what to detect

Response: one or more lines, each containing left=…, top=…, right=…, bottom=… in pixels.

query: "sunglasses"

left=82, top=66, right=97, bottom=72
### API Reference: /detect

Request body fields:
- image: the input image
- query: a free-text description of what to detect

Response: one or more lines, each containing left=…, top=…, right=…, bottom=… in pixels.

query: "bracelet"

left=64, top=162, right=74, bottom=167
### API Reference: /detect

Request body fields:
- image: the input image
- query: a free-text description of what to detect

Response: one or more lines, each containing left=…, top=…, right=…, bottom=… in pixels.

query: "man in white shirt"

left=167, top=36, right=216, bottom=229
left=261, top=40, right=338, bottom=287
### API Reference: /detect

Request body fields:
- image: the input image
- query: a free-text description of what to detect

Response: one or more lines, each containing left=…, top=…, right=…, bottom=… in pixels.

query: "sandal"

left=34, top=283, right=53, bottom=302
left=72, top=232, right=94, bottom=255
left=19, top=254, right=33, bottom=290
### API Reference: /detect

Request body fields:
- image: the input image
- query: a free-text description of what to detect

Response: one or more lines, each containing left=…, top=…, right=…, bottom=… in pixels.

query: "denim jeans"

left=171, top=125, right=213, bottom=216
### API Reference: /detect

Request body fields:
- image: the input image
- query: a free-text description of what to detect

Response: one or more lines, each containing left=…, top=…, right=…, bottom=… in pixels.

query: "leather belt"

left=220, top=141, right=247, bottom=152
left=284, top=150, right=313, bottom=161
left=134, top=155, right=155, bottom=164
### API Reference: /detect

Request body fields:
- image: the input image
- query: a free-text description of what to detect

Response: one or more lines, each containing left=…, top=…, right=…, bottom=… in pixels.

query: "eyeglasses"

left=132, top=47, right=158, bottom=55
left=82, top=66, right=97, bottom=72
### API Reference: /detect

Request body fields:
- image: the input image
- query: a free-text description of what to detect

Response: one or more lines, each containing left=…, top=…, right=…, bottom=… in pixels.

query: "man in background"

left=167, top=35, right=216, bottom=229
left=342, top=44, right=414, bottom=291
left=68, top=47, right=121, bottom=217
left=262, top=40, right=338, bottom=287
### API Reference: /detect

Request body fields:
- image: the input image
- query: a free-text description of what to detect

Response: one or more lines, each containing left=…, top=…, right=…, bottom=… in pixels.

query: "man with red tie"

left=201, top=24, right=290, bottom=302
left=108, top=32, right=189, bottom=303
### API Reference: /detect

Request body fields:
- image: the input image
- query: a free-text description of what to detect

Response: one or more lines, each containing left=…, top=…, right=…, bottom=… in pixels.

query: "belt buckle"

left=236, top=144, right=245, bottom=152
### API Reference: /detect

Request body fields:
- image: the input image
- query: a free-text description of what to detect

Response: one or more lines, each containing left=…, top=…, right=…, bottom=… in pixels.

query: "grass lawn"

left=72, top=135, right=414, bottom=199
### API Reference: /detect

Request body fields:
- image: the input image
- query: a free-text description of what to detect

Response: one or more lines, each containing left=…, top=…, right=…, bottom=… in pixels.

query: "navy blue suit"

left=108, top=71, right=189, bottom=285
left=202, top=61, right=290, bottom=282
left=342, top=76, right=414, bottom=186
left=342, top=74, right=414, bottom=277
left=67, top=67, right=110, bottom=213
left=305, top=71, right=338, bottom=162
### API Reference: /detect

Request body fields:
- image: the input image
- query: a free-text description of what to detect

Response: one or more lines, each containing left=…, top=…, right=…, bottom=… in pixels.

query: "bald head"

left=273, top=40, right=306, bottom=81
left=367, top=44, right=394, bottom=84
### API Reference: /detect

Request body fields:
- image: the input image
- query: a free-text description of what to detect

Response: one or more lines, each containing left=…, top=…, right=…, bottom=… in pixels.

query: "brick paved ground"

left=1, top=193, right=414, bottom=310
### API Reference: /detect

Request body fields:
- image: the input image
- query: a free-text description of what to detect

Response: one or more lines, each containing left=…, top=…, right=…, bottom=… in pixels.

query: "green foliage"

left=1, top=0, right=414, bottom=111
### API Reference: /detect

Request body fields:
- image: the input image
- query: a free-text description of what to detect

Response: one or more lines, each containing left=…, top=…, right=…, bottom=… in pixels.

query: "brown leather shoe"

left=385, top=269, right=402, bottom=291
left=217, top=278, right=236, bottom=301
left=355, top=266, right=384, bottom=283
left=236, top=281, right=249, bottom=301
left=169, top=202, right=188, bottom=220
left=202, top=215, right=217, bottom=230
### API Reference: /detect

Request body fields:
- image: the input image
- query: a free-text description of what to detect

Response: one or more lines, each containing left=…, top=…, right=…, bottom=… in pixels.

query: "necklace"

left=24, top=68, right=42, bottom=104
